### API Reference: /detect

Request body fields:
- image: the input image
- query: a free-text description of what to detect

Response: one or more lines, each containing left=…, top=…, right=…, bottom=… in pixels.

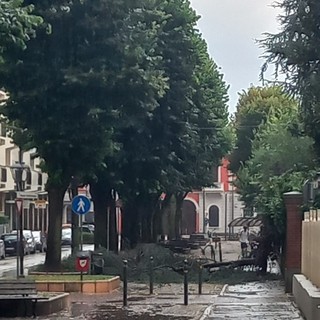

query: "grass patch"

left=28, top=274, right=113, bottom=281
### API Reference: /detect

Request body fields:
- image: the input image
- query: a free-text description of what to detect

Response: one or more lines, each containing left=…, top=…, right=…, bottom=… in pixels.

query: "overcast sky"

left=190, top=0, right=282, bottom=114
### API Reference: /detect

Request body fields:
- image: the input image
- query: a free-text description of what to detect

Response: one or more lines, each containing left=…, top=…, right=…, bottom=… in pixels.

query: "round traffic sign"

left=72, top=195, right=91, bottom=215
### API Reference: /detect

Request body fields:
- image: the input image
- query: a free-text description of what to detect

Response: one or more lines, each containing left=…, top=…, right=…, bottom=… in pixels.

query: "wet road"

left=0, top=245, right=94, bottom=277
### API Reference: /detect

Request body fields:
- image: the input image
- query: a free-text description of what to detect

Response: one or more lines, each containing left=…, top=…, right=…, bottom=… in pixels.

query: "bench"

left=0, top=279, right=45, bottom=317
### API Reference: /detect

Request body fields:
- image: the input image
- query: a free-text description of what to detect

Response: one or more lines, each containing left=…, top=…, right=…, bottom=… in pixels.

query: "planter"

left=33, top=275, right=120, bottom=293
left=0, top=293, right=69, bottom=317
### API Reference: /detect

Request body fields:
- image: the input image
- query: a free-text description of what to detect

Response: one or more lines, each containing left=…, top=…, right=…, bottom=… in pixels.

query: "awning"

left=228, top=216, right=263, bottom=228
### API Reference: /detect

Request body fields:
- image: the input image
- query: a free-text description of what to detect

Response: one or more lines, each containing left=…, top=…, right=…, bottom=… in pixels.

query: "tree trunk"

left=108, top=194, right=117, bottom=251
left=90, top=181, right=109, bottom=250
left=141, top=205, right=151, bottom=243
left=152, top=202, right=162, bottom=241
left=161, top=195, right=176, bottom=239
left=123, top=201, right=139, bottom=247
left=45, top=186, right=67, bottom=271
left=174, top=192, right=187, bottom=239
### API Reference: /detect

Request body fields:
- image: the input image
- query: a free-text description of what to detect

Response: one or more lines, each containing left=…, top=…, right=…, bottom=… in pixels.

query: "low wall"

left=36, top=276, right=120, bottom=293
left=293, top=274, right=320, bottom=320
left=302, top=213, right=320, bottom=288
left=0, top=293, right=69, bottom=317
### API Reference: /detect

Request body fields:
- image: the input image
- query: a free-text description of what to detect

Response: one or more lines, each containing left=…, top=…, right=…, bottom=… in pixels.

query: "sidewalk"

left=201, top=281, right=303, bottom=320
left=25, top=280, right=303, bottom=320
left=12, top=241, right=303, bottom=319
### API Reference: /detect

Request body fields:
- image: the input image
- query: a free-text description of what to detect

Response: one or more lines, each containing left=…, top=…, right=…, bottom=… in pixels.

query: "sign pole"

left=107, top=207, right=110, bottom=252
left=80, top=214, right=83, bottom=252
left=71, top=195, right=91, bottom=282
left=116, top=207, right=122, bottom=253
left=15, top=202, right=19, bottom=279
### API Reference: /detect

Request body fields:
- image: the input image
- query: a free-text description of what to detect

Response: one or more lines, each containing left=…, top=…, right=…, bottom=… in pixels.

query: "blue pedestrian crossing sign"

left=72, top=195, right=91, bottom=215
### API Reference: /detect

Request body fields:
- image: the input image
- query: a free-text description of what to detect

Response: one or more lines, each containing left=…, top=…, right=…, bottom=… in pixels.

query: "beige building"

left=0, top=123, right=48, bottom=232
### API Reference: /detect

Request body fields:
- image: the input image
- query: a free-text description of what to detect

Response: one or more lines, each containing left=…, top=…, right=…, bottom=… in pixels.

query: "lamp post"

left=10, top=150, right=30, bottom=278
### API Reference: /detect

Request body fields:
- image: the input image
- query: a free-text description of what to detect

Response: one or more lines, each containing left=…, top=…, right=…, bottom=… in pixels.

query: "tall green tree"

left=229, top=86, right=296, bottom=173
left=118, top=0, right=231, bottom=243
left=261, top=0, right=320, bottom=159
left=88, top=1, right=169, bottom=250
left=0, top=0, right=167, bottom=269
left=234, top=92, right=316, bottom=239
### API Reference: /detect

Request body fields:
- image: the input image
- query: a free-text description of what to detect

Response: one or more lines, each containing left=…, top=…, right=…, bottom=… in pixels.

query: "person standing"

left=239, top=226, right=249, bottom=258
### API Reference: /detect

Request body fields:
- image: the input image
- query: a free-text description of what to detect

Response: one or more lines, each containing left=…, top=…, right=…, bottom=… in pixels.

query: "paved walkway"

left=9, top=241, right=303, bottom=319
left=201, top=281, right=304, bottom=320
left=24, top=281, right=304, bottom=320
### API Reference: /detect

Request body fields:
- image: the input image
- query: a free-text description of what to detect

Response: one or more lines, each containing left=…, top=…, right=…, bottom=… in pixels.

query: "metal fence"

left=302, top=210, right=320, bottom=288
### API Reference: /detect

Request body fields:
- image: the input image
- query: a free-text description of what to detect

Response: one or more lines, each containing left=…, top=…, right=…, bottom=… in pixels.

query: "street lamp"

left=10, top=156, right=30, bottom=278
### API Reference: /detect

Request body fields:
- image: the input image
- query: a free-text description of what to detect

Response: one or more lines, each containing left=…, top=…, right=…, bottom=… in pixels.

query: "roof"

left=228, top=216, right=263, bottom=228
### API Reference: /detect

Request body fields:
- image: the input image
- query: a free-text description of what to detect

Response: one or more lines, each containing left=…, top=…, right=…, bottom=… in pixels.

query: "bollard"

left=123, top=259, right=128, bottom=307
left=219, top=242, right=222, bottom=262
left=149, top=256, right=154, bottom=295
left=197, top=259, right=203, bottom=295
left=184, top=259, right=188, bottom=305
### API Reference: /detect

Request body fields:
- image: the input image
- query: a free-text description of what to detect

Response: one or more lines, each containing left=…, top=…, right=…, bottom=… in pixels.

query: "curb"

left=219, top=284, right=229, bottom=296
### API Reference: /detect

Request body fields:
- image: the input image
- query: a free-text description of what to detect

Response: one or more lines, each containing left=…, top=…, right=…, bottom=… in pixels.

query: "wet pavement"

left=14, top=281, right=304, bottom=320
left=201, top=281, right=304, bottom=320
left=9, top=241, right=304, bottom=319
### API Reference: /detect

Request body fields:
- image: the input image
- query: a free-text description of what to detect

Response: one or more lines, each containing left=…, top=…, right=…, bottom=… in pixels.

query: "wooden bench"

left=0, top=279, right=45, bottom=317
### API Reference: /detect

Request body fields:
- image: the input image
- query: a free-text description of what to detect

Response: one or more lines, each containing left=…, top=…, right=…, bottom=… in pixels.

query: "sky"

left=190, top=0, right=282, bottom=114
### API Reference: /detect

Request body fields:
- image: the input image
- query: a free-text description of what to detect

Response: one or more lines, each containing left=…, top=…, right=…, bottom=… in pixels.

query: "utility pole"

left=10, top=148, right=29, bottom=277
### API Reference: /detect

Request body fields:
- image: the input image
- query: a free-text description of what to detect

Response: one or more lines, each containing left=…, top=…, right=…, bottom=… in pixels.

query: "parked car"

left=0, top=233, right=29, bottom=256
left=83, top=223, right=95, bottom=232
left=80, top=225, right=94, bottom=234
left=32, top=230, right=47, bottom=252
left=61, top=228, right=71, bottom=246
left=0, top=239, right=5, bottom=259
left=12, top=230, right=36, bottom=254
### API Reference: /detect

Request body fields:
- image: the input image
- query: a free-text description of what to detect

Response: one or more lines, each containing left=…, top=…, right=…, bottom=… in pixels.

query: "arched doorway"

left=181, top=200, right=196, bottom=235
left=208, top=205, right=219, bottom=227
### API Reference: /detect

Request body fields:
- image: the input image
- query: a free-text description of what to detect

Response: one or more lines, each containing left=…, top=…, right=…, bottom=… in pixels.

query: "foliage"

left=0, top=0, right=231, bottom=260
left=0, top=0, right=42, bottom=62
left=229, top=86, right=298, bottom=173
left=59, top=243, right=280, bottom=284
left=0, top=0, right=169, bottom=268
left=98, top=0, right=232, bottom=243
left=233, top=86, right=317, bottom=236
left=260, top=0, right=320, bottom=159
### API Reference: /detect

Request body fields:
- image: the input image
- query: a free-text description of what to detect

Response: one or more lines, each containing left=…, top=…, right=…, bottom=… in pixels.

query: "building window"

left=26, top=170, right=31, bottom=185
left=38, top=173, right=42, bottom=186
left=5, top=149, right=11, bottom=166
left=29, top=154, right=35, bottom=170
left=212, top=165, right=219, bottom=183
left=0, top=124, right=6, bottom=137
left=1, top=168, right=7, bottom=182
left=209, top=205, right=219, bottom=227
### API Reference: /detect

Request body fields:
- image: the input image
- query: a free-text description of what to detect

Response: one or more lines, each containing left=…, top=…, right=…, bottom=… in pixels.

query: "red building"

left=181, top=158, right=243, bottom=236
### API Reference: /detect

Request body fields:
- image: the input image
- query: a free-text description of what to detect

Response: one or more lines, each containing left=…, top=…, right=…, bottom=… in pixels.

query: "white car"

left=0, top=239, right=5, bottom=259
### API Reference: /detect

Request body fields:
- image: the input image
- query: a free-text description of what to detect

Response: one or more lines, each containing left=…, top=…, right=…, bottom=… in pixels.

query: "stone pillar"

left=284, top=191, right=303, bottom=292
